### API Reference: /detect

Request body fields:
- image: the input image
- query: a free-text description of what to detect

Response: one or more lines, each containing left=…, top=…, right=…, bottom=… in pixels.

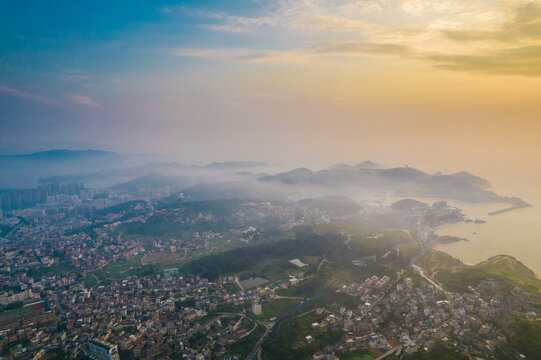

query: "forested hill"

left=183, top=233, right=345, bottom=280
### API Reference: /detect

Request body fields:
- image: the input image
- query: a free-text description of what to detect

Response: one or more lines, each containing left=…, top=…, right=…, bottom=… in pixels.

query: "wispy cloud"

left=172, top=48, right=303, bottom=62
left=173, top=41, right=413, bottom=63
left=172, top=5, right=224, bottom=20
left=311, top=42, right=413, bottom=56
left=198, top=2, right=385, bottom=34
left=426, top=45, right=541, bottom=76
left=64, top=93, right=103, bottom=109
left=173, top=0, right=541, bottom=76
left=0, top=85, right=65, bottom=108
left=62, top=74, right=91, bottom=81
left=442, top=2, right=541, bottom=43
left=61, top=70, right=95, bottom=88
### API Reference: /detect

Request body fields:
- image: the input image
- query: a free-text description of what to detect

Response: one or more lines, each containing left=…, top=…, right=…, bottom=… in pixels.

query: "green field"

left=84, top=253, right=160, bottom=287
left=338, top=350, right=374, bottom=360
left=27, top=261, right=82, bottom=281
left=261, top=298, right=301, bottom=320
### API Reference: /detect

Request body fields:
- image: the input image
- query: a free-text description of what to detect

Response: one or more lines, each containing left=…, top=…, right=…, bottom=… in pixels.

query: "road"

left=411, top=264, right=444, bottom=292
left=317, top=256, right=328, bottom=272
left=84, top=259, right=111, bottom=274
left=213, top=312, right=273, bottom=360
left=235, top=276, right=245, bottom=293
left=375, top=345, right=403, bottom=360
left=407, top=229, right=424, bottom=266
left=245, top=319, right=274, bottom=360
left=406, top=228, right=447, bottom=293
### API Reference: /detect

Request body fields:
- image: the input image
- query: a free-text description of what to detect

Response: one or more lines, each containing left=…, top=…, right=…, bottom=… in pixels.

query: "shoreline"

left=432, top=246, right=540, bottom=279
left=488, top=205, right=529, bottom=216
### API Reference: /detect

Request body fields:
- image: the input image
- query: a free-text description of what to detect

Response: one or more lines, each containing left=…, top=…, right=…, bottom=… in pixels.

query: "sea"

left=434, top=196, right=541, bottom=277
left=424, top=172, right=541, bottom=278
left=364, top=176, right=541, bottom=277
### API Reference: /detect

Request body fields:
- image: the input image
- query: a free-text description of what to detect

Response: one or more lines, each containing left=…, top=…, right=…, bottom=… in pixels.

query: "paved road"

left=411, top=264, right=444, bottom=291
left=375, top=345, right=403, bottom=360
left=406, top=228, right=446, bottom=292
left=407, top=230, right=424, bottom=266
left=245, top=320, right=274, bottom=360
left=235, top=276, right=245, bottom=293
left=317, top=257, right=328, bottom=272
left=213, top=311, right=274, bottom=360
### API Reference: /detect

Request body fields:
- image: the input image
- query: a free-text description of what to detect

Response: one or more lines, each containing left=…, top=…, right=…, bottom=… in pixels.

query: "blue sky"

left=1, top=1, right=245, bottom=152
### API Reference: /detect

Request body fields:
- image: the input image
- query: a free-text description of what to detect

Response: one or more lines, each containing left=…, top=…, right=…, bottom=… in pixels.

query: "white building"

left=252, top=302, right=262, bottom=315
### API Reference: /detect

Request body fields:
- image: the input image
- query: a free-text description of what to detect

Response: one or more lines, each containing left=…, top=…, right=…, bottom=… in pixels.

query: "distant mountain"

left=110, top=173, right=194, bottom=192
left=432, top=171, right=491, bottom=189
left=260, top=164, right=528, bottom=205
left=328, top=163, right=353, bottom=171
left=0, top=149, right=165, bottom=189
left=182, top=181, right=288, bottom=202
left=329, top=161, right=380, bottom=171
left=0, top=150, right=270, bottom=190
left=39, top=162, right=190, bottom=188
left=6, top=149, right=118, bottom=161
left=260, top=166, right=428, bottom=187
left=391, top=198, right=430, bottom=211
left=38, top=161, right=269, bottom=189
left=354, top=160, right=380, bottom=169
left=0, top=150, right=528, bottom=208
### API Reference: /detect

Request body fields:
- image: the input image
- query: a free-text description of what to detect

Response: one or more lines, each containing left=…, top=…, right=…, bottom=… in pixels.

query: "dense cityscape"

left=0, top=174, right=539, bottom=359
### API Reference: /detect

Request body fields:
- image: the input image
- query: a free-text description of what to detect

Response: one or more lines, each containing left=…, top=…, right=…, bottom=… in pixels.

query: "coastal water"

left=433, top=193, right=541, bottom=277
left=365, top=173, right=541, bottom=278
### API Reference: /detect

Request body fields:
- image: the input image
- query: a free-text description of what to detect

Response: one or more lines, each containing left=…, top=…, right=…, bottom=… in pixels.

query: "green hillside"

left=436, top=254, right=541, bottom=294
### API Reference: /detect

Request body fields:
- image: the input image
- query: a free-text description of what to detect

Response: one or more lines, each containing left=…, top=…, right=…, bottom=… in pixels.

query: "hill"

left=110, top=173, right=194, bottom=193
left=435, top=254, right=541, bottom=294
left=260, top=165, right=528, bottom=205
left=7, top=149, right=118, bottom=161
left=0, top=149, right=163, bottom=189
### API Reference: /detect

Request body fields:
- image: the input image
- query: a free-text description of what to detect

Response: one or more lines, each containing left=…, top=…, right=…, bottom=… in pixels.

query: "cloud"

left=311, top=42, right=413, bottom=56
left=199, top=2, right=384, bottom=34
left=173, top=0, right=541, bottom=76
left=64, top=93, right=103, bottom=109
left=442, top=2, right=541, bottom=43
left=426, top=45, right=541, bottom=76
left=427, top=2, right=541, bottom=75
left=61, top=70, right=95, bottom=89
left=62, top=74, right=91, bottom=81
left=0, top=85, right=65, bottom=108
left=194, top=0, right=505, bottom=36
left=173, top=41, right=413, bottom=63
left=176, top=5, right=224, bottom=20
left=172, top=48, right=302, bottom=62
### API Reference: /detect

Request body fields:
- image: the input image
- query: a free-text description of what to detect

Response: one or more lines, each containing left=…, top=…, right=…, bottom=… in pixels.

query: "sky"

left=1, top=0, right=541, bottom=186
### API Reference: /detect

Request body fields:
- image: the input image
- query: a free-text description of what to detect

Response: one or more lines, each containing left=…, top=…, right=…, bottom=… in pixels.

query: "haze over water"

left=434, top=172, right=541, bottom=277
